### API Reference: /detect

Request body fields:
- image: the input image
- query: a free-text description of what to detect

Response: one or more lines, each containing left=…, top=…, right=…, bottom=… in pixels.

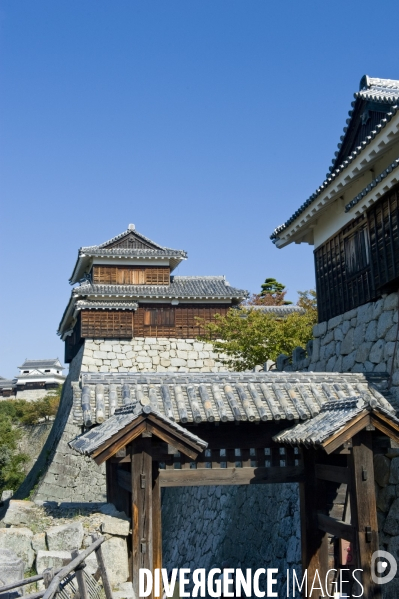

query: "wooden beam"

left=94, top=421, right=148, bottom=465
left=131, top=438, right=153, bottom=599
left=159, top=465, right=304, bottom=487
left=317, top=513, right=354, bottom=542
left=322, top=413, right=370, bottom=454
left=152, top=465, right=162, bottom=583
left=147, top=414, right=205, bottom=453
left=370, top=413, right=399, bottom=445
left=145, top=422, right=200, bottom=460
left=348, top=431, right=381, bottom=598
left=315, top=464, right=349, bottom=484
left=91, top=416, right=146, bottom=458
left=299, top=450, right=329, bottom=599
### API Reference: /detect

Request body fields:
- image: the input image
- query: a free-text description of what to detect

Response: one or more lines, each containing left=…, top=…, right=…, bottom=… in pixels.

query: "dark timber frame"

left=85, top=413, right=399, bottom=599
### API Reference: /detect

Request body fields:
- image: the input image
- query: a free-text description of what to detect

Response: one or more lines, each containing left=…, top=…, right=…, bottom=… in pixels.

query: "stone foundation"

left=80, top=337, right=228, bottom=373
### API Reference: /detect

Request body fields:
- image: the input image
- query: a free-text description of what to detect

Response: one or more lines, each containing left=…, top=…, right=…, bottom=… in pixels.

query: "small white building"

left=0, top=359, right=66, bottom=401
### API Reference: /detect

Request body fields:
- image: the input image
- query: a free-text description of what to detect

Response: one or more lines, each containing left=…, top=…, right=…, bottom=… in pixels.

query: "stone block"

left=0, top=549, right=24, bottom=589
left=374, top=361, right=388, bottom=372
left=355, top=342, right=372, bottom=363
left=32, top=533, right=47, bottom=553
left=324, top=341, right=336, bottom=360
left=326, top=356, right=336, bottom=371
left=101, top=515, right=130, bottom=537
left=333, top=327, right=344, bottom=342
left=357, top=303, right=373, bottom=325
left=187, top=360, right=196, bottom=368
left=364, top=361, right=374, bottom=372
left=340, top=328, right=354, bottom=355
left=353, top=324, right=365, bottom=346
left=328, top=314, right=343, bottom=330
left=2, top=501, right=36, bottom=526
left=342, top=351, right=356, bottom=371
left=46, top=522, right=84, bottom=552
left=369, top=339, right=385, bottom=364
left=384, top=498, right=399, bottom=535
left=101, top=537, right=129, bottom=587
left=378, top=311, right=394, bottom=338
left=100, top=343, right=113, bottom=352
left=177, top=351, right=188, bottom=359
left=386, top=325, right=398, bottom=342
left=136, top=356, right=151, bottom=363
left=384, top=293, right=398, bottom=311
left=375, top=454, right=391, bottom=487
left=171, top=358, right=187, bottom=367
left=364, top=320, right=377, bottom=342
left=313, top=321, right=327, bottom=337
left=99, top=365, right=110, bottom=372
left=320, top=330, right=333, bottom=346
left=93, top=351, right=108, bottom=360
left=377, top=485, right=396, bottom=512
left=36, top=550, right=72, bottom=574
left=195, top=360, right=204, bottom=368
left=332, top=355, right=343, bottom=372
left=390, top=458, right=399, bottom=484
left=113, top=345, right=122, bottom=353
left=0, top=529, right=34, bottom=572
left=343, top=308, right=358, bottom=321
left=311, top=337, right=320, bottom=362
left=160, top=358, right=171, bottom=367
left=145, top=338, right=157, bottom=345
left=193, top=342, right=204, bottom=351
left=371, top=298, right=384, bottom=320
left=152, top=356, right=160, bottom=365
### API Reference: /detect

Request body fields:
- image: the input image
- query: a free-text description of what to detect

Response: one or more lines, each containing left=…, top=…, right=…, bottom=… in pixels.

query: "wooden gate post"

left=152, top=463, right=162, bottom=579
left=348, top=430, right=381, bottom=599
left=132, top=435, right=153, bottom=599
left=299, top=449, right=329, bottom=599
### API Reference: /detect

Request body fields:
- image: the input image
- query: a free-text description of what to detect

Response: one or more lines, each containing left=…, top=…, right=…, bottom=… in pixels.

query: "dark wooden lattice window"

left=80, top=310, right=134, bottom=338
left=143, top=308, right=175, bottom=327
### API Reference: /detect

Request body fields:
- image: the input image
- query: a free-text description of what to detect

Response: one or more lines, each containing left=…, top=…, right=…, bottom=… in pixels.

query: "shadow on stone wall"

left=162, top=483, right=301, bottom=598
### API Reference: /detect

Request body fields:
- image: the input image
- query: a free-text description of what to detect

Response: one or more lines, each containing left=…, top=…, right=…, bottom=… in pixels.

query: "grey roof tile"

left=70, top=371, right=394, bottom=428
left=273, top=397, right=399, bottom=447
left=345, top=158, right=399, bottom=212
left=69, top=404, right=208, bottom=456
left=73, top=276, right=248, bottom=300
left=75, top=300, right=138, bottom=311
left=18, top=359, right=64, bottom=370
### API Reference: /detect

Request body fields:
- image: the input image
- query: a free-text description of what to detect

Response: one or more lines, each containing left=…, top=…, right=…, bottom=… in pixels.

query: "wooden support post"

left=132, top=436, right=153, bottom=599
left=92, top=534, right=114, bottom=599
left=299, top=450, right=329, bottom=599
left=71, top=549, right=89, bottom=599
left=348, top=431, right=381, bottom=599
left=152, top=463, right=162, bottom=597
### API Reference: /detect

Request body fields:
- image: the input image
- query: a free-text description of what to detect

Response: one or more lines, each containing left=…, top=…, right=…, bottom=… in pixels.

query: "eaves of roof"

left=270, top=76, right=399, bottom=243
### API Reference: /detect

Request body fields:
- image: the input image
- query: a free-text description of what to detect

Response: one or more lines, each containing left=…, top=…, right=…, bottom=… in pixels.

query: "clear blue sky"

left=1, top=1, right=399, bottom=378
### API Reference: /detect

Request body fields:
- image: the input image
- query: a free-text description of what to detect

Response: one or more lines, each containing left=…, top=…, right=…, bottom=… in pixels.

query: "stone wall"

left=308, top=292, right=399, bottom=405
left=81, top=337, right=228, bottom=373
left=14, top=345, right=107, bottom=504
left=15, top=389, right=52, bottom=402
left=162, top=484, right=301, bottom=598
left=18, top=423, right=53, bottom=477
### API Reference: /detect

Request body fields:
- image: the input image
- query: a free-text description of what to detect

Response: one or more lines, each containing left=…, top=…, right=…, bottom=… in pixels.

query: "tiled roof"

left=357, top=76, right=399, bottom=104
left=75, top=300, right=138, bottom=311
left=273, top=397, right=399, bottom=448
left=241, top=305, right=305, bottom=315
left=270, top=75, right=399, bottom=242
left=69, top=405, right=208, bottom=457
left=70, top=371, right=393, bottom=427
left=97, top=227, right=165, bottom=250
left=73, top=276, right=248, bottom=300
left=69, top=227, right=188, bottom=284
left=0, top=378, right=16, bottom=389
left=18, top=359, right=64, bottom=370
left=345, top=158, right=399, bottom=212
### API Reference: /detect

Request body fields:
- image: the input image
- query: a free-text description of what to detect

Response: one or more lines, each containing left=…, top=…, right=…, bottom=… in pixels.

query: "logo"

left=371, top=550, right=397, bottom=585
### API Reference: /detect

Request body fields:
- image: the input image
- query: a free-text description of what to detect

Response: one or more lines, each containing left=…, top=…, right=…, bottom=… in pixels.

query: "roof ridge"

left=97, top=227, right=165, bottom=250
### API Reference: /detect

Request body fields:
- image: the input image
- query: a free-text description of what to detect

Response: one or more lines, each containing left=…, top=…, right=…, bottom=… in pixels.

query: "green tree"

left=0, top=414, right=28, bottom=493
left=198, top=291, right=317, bottom=370
left=246, top=277, right=292, bottom=306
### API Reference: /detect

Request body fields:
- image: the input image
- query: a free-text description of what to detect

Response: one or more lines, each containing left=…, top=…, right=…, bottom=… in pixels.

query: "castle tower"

left=17, top=225, right=247, bottom=502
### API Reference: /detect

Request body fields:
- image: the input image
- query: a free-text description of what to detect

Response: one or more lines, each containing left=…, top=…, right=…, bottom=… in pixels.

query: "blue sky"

left=1, top=1, right=399, bottom=378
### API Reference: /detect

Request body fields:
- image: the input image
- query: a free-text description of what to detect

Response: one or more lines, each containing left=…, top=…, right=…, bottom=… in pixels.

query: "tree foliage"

left=245, top=277, right=292, bottom=306
left=198, top=291, right=317, bottom=371
left=0, top=386, right=62, bottom=494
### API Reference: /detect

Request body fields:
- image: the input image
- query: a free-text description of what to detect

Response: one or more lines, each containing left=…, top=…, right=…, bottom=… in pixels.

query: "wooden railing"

left=0, top=535, right=113, bottom=599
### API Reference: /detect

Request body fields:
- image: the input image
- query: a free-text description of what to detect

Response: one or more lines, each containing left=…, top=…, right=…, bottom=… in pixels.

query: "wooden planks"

left=348, top=431, right=381, bottom=598
left=317, top=513, right=354, bottom=542
left=159, top=465, right=304, bottom=486
left=315, top=463, right=349, bottom=484
left=92, top=265, right=170, bottom=285
left=81, top=310, right=134, bottom=339
left=131, top=439, right=153, bottom=599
